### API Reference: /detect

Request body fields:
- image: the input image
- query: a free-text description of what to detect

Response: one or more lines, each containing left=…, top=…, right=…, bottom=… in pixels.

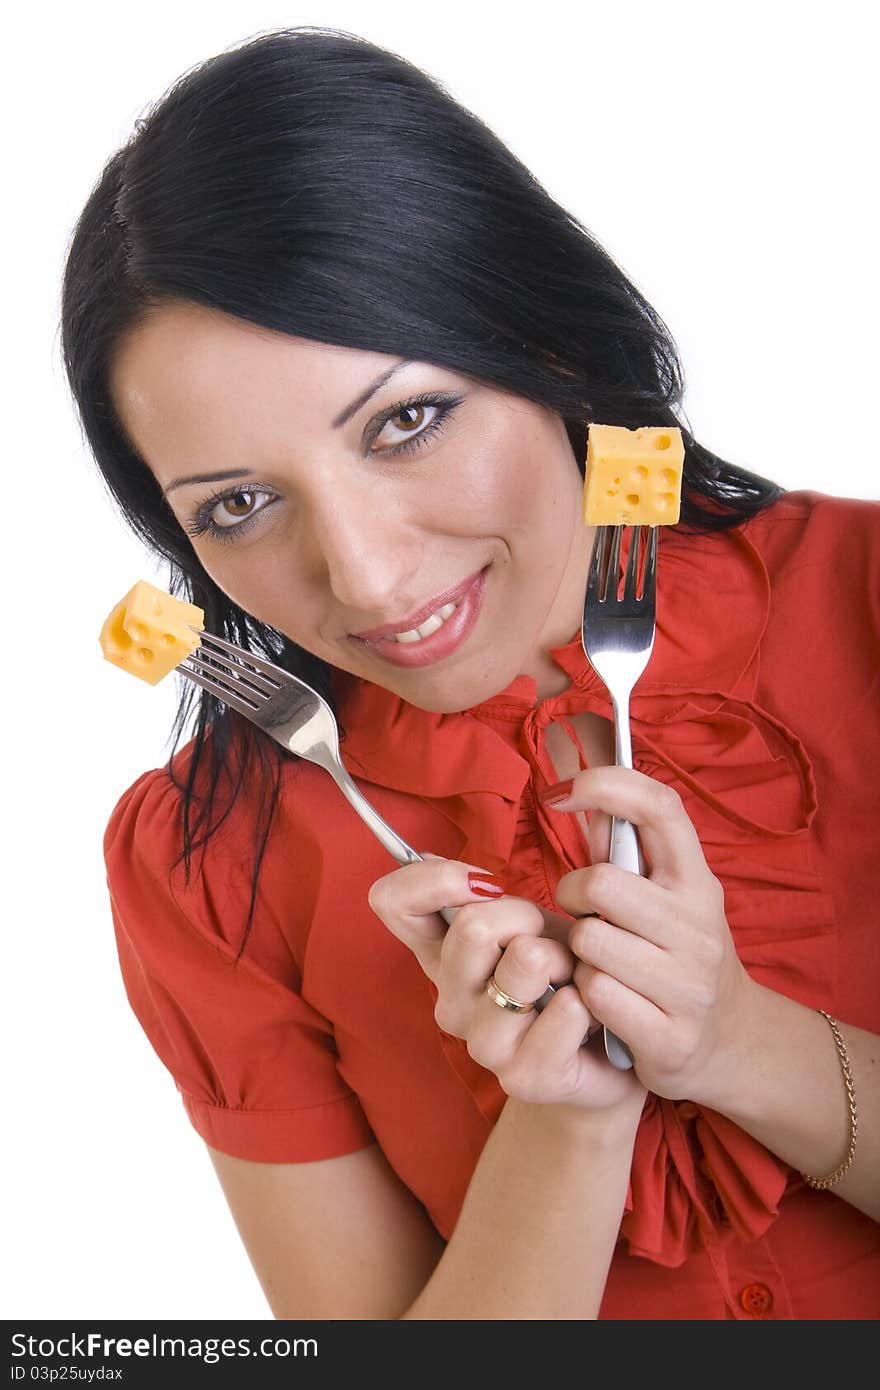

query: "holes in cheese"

left=99, top=579, right=205, bottom=685
left=583, top=424, right=684, bottom=526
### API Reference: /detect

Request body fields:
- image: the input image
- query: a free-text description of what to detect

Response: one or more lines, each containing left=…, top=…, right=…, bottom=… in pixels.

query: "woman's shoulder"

left=742, top=490, right=878, bottom=626
left=103, top=731, right=341, bottom=953
left=105, top=730, right=335, bottom=854
left=740, top=488, right=879, bottom=567
left=739, top=490, right=879, bottom=698
left=659, top=489, right=878, bottom=702
left=102, top=733, right=376, bottom=1165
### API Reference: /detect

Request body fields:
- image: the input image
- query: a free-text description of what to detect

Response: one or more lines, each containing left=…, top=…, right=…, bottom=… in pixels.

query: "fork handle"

left=601, top=696, right=641, bottom=1070
left=609, top=694, right=646, bottom=879
left=329, top=761, right=457, bottom=925
left=609, top=815, right=646, bottom=876
left=598, top=816, right=640, bottom=1069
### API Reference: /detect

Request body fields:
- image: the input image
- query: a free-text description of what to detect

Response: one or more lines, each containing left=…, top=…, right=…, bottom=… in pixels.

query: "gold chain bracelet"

left=801, top=1010, right=858, bottom=1190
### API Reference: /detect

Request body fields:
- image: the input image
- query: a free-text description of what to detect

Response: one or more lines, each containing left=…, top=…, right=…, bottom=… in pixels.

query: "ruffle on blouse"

left=330, top=521, right=835, bottom=1272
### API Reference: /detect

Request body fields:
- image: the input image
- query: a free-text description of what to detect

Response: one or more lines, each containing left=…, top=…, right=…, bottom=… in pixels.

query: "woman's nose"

left=301, top=488, right=422, bottom=615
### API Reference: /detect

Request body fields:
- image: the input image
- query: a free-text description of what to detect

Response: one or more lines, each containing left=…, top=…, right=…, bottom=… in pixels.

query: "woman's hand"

left=368, top=856, right=644, bottom=1111
left=545, top=766, right=754, bottom=1103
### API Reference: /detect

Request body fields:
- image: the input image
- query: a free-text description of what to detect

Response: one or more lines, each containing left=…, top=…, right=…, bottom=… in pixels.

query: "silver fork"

left=181, top=631, right=456, bottom=925
left=580, top=524, right=658, bottom=1070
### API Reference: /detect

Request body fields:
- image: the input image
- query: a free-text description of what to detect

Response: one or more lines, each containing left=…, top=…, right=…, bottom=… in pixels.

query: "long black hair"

left=62, top=25, right=783, bottom=950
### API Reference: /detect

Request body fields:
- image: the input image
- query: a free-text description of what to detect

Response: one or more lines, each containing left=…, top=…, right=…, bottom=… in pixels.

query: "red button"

left=740, top=1283, right=773, bottom=1316
left=677, top=1101, right=699, bottom=1120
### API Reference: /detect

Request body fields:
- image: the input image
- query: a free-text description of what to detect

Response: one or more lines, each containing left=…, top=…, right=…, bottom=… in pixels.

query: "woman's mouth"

left=348, top=567, right=489, bottom=669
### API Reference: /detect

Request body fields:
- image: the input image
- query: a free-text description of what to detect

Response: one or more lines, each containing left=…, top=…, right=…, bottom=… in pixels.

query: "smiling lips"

left=348, top=567, right=488, bottom=668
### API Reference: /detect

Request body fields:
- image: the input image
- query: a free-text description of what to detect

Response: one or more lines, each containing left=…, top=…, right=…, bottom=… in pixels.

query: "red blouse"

left=105, top=491, right=880, bottom=1319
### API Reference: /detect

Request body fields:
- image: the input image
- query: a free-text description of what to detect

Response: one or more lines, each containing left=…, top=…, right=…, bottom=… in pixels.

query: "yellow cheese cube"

left=583, top=424, right=684, bottom=526
left=100, top=580, right=204, bottom=685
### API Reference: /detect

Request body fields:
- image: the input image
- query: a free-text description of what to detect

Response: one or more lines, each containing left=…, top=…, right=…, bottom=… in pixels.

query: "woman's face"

left=111, top=300, right=594, bottom=710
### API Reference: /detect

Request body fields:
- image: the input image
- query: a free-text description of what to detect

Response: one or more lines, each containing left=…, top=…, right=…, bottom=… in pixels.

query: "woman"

left=62, top=27, right=879, bottom=1319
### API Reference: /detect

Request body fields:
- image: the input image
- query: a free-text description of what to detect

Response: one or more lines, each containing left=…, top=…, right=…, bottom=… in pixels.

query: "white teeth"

left=391, top=600, right=458, bottom=643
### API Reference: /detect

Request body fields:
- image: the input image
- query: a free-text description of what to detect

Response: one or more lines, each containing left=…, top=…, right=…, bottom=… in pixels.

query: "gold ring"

left=485, top=975, right=537, bottom=1014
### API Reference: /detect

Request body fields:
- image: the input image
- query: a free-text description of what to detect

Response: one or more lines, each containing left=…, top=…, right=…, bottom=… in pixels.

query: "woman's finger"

left=542, top=766, right=707, bottom=886
left=485, top=928, right=574, bottom=1004
left=510, top=984, right=594, bottom=1063
left=569, top=913, right=694, bottom=1011
left=435, top=900, right=571, bottom=1034
left=418, top=854, right=575, bottom=945
left=468, top=977, right=589, bottom=1082
left=573, top=960, right=669, bottom=1058
left=495, top=986, right=646, bottom=1109
left=367, top=855, right=507, bottom=972
left=554, top=862, right=674, bottom=945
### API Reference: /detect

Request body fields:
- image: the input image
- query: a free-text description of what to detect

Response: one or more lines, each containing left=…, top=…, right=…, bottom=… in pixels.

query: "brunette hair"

left=61, top=26, right=783, bottom=949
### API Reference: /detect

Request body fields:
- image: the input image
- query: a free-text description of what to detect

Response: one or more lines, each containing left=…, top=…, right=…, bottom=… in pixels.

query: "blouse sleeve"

left=104, top=766, right=376, bottom=1163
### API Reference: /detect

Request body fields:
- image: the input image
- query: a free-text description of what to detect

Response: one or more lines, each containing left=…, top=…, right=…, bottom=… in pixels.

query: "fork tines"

left=589, top=524, right=658, bottom=605
left=181, top=630, right=282, bottom=710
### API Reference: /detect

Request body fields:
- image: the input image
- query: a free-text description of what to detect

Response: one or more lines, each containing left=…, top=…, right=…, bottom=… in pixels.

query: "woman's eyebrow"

left=164, top=468, right=251, bottom=496
left=331, top=360, right=414, bottom=428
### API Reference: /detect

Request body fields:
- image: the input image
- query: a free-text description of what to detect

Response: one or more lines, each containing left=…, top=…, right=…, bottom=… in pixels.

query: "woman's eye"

left=185, top=486, right=278, bottom=542
left=372, top=402, right=440, bottom=452
left=209, top=488, right=273, bottom=529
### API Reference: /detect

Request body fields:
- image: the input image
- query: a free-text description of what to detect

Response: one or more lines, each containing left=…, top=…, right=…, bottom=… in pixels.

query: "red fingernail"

left=467, top=872, right=506, bottom=898
left=540, top=778, right=575, bottom=806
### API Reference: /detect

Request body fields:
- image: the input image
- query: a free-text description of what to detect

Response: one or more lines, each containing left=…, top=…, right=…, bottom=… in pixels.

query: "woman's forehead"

left=109, top=301, right=460, bottom=472
left=114, top=301, right=404, bottom=396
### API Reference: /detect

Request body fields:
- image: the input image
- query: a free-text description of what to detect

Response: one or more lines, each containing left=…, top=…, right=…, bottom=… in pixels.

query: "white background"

left=4, top=0, right=877, bottom=1320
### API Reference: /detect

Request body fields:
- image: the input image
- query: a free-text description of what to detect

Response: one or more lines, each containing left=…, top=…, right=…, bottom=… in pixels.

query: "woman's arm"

left=207, top=1091, right=641, bottom=1321
left=548, top=766, right=880, bottom=1221
left=403, top=1094, right=641, bottom=1320
left=207, top=1143, right=444, bottom=1320
left=206, top=858, right=647, bottom=1320
left=691, top=984, right=877, bottom=1219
